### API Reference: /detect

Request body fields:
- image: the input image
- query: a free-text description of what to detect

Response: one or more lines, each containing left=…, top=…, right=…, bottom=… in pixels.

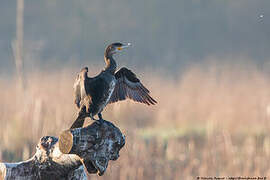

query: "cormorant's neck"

left=104, top=54, right=117, bottom=74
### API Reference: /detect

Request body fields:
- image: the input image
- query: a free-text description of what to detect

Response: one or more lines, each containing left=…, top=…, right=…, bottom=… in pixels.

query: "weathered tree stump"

left=59, top=119, right=125, bottom=176
left=0, top=120, right=125, bottom=179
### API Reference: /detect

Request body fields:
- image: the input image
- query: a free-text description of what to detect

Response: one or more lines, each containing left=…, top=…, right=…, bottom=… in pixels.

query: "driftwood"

left=0, top=120, right=125, bottom=180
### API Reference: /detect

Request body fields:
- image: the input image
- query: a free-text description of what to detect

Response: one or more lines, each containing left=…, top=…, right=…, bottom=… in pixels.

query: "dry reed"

left=0, top=61, right=270, bottom=179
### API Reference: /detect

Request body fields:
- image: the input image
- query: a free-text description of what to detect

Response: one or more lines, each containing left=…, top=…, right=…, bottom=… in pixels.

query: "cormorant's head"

left=105, top=42, right=131, bottom=57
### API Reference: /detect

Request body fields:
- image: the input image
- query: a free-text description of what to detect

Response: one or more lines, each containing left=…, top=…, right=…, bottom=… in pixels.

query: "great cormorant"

left=70, top=42, right=157, bottom=129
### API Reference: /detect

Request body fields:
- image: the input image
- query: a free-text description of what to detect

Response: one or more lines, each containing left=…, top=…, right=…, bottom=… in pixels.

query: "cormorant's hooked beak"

left=117, top=43, right=131, bottom=51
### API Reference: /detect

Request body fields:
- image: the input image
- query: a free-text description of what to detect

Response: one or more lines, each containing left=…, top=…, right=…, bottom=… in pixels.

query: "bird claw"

left=99, top=119, right=105, bottom=124
left=95, top=120, right=101, bottom=125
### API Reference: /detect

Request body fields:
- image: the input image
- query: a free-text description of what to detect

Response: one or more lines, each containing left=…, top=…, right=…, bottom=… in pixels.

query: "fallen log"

left=0, top=120, right=125, bottom=180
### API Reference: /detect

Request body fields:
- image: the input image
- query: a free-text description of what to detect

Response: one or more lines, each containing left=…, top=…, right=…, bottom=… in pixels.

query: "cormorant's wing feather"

left=109, top=67, right=157, bottom=105
left=73, top=74, right=81, bottom=109
left=73, top=67, right=88, bottom=109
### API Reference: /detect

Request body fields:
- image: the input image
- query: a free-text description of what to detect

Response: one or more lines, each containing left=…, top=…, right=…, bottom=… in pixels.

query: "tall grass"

left=1, top=61, right=270, bottom=179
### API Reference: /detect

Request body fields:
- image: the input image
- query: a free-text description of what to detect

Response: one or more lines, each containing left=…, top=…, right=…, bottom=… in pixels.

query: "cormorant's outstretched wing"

left=108, top=67, right=157, bottom=105
left=73, top=74, right=82, bottom=109
left=73, top=67, right=88, bottom=109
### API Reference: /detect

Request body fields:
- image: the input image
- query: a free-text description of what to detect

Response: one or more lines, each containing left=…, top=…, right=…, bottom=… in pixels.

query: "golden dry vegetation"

left=1, top=61, right=270, bottom=179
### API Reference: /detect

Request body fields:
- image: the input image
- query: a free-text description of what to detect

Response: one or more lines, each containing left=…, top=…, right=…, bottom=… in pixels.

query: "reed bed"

left=1, top=61, right=270, bottom=179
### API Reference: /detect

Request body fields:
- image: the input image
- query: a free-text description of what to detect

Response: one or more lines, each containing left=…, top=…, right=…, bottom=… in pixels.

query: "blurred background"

left=1, top=0, right=270, bottom=179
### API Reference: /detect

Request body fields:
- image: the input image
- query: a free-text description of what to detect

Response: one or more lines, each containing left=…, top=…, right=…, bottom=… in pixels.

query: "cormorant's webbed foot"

left=98, top=113, right=103, bottom=120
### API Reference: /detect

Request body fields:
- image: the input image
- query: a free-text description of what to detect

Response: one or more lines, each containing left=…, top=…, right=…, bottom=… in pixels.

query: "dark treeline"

left=1, top=0, right=270, bottom=74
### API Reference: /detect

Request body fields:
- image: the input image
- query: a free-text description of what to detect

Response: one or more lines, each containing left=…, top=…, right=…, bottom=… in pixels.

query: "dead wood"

left=0, top=120, right=125, bottom=179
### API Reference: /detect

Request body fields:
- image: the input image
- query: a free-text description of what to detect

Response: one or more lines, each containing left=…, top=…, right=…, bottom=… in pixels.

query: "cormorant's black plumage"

left=70, top=43, right=157, bottom=129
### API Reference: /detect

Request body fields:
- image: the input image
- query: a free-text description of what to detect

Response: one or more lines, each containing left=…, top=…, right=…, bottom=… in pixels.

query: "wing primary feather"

left=109, top=67, right=157, bottom=105
left=119, top=81, right=125, bottom=100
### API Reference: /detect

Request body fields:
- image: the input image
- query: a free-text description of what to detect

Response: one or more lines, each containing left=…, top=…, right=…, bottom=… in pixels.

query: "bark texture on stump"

left=0, top=120, right=125, bottom=179
left=59, top=119, right=125, bottom=176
